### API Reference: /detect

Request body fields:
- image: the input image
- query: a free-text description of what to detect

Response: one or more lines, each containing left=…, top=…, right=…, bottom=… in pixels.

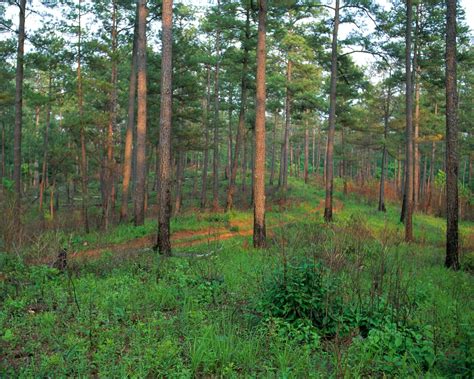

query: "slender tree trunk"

left=120, top=11, right=139, bottom=223
left=102, top=0, right=118, bottom=230
left=242, top=132, right=247, bottom=194
left=253, top=0, right=267, bottom=248
left=156, top=0, right=173, bottom=255
left=226, top=99, right=232, bottom=182
left=445, top=0, right=459, bottom=269
left=1, top=122, right=5, bottom=181
left=316, top=126, right=321, bottom=177
left=378, top=82, right=391, bottom=212
left=200, top=66, right=211, bottom=209
left=174, top=151, right=184, bottom=216
left=226, top=7, right=250, bottom=211
left=39, top=75, right=52, bottom=213
left=134, top=0, right=148, bottom=226
left=269, top=112, right=277, bottom=186
left=280, top=59, right=292, bottom=191
left=13, top=0, right=26, bottom=235
left=324, top=0, right=339, bottom=222
left=212, top=0, right=221, bottom=211
left=404, top=0, right=414, bottom=241
left=304, top=120, right=309, bottom=184
left=77, top=0, right=89, bottom=233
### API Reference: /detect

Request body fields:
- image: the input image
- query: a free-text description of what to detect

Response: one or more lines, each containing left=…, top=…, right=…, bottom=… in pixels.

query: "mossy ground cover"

left=1, top=176, right=473, bottom=377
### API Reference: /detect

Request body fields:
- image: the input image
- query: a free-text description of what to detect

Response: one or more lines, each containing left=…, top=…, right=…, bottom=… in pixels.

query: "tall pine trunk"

left=39, top=75, right=52, bottom=213
left=212, top=0, right=221, bottom=211
left=13, top=0, right=26, bottom=235
left=120, top=11, right=139, bottom=222
left=134, top=0, right=148, bottom=226
left=324, top=0, right=339, bottom=222
left=200, top=66, right=211, bottom=208
left=77, top=0, right=89, bottom=233
left=253, top=0, right=267, bottom=248
left=156, top=0, right=173, bottom=255
left=445, top=0, right=459, bottom=269
left=403, top=0, right=414, bottom=241
left=226, top=6, right=250, bottom=211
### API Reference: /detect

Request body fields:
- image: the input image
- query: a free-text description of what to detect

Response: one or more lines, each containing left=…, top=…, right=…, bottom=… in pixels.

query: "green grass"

left=1, top=176, right=473, bottom=377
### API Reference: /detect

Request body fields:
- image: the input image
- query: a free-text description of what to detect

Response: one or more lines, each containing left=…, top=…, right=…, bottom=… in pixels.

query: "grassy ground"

left=1, top=176, right=473, bottom=377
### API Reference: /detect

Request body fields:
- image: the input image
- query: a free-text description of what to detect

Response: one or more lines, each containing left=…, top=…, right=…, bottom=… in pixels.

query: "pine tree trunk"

left=13, top=0, right=26, bottom=235
left=253, top=0, right=267, bottom=248
left=378, top=82, right=391, bottom=212
left=212, top=0, right=221, bottom=212
left=269, top=112, right=277, bottom=186
left=226, top=7, right=250, bottom=211
left=156, top=0, right=173, bottom=255
left=324, top=0, right=339, bottom=222
left=304, top=122, right=309, bottom=184
left=281, top=59, right=292, bottom=191
left=103, top=0, right=118, bottom=230
left=445, top=0, right=459, bottom=269
left=120, top=10, right=139, bottom=222
left=39, top=75, right=52, bottom=213
left=134, top=0, right=148, bottom=226
left=174, top=151, right=184, bottom=216
left=200, top=66, right=211, bottom=209
left=77, top=0, right=89, bottom=233
left=404, top=0, right=414, bottom=241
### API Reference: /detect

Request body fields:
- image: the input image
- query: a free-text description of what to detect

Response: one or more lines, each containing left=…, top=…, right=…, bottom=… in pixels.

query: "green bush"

left=260, top=262, right=345, bottom=337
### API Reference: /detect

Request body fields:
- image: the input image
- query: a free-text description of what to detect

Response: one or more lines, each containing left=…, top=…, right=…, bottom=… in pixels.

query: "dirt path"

left=73, top=199, right=345, bottom=261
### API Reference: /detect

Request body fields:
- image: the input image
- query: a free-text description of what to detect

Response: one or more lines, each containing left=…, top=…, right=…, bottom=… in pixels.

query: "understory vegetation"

left=1, top=178, right=473, bottom=377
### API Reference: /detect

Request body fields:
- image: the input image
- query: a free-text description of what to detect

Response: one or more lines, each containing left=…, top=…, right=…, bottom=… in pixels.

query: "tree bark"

left=77, top=0, right=89, bottom=233
left=120, top=10, right=139, bottom=223
left=402, top=0, right=414, bottom=241
left=269, top=112, right=277, bottom=186
left=103, top=0, right=118, bottom=230
left=378, top=82, right=391, bottom=212
left=280, top=59, right=292, bottom=191
left=134, top=0, right=148, bottom=226
left=253, top=0, right=267, bottom=248
left=324, top=0, right=339, bottom=222
left=13, top=0, right=26, bottom=234
left=212, top=0, right=221, bottom=211
left=39, top=75, right=52, bottom=213
left=200, top=66, right=211, bottom=209
left=304, top=120, right=309, bottom=184
left=226, top=6, right=250, bottom=211
left=445, top=0, right=459, bottom=269
left=156, top=0, right=173, bottom=255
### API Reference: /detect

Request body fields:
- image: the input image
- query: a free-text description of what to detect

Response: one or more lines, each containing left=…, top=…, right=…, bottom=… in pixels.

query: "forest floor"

left=1, top=177, right=473, bottom=377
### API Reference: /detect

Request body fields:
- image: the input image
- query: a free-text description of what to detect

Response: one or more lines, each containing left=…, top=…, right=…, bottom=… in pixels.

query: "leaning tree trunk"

left=13, top=0, right=26, bottom=235
left=445, top=0, right=459, bottom=269
left=120, top=11, right=139, bottom=223
left=156, top=0, right=173, bottom=255
left=253, top=0, right=267, bottom=248
left=324, top=0, right=339, bottom=222
left=134, top=0, right=148, bottom=226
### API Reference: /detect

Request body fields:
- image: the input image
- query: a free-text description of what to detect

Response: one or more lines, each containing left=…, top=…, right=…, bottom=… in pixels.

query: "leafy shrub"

left=349, top=322, right=435, bottom=376
left=260, top=262, right=345, bottom=337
